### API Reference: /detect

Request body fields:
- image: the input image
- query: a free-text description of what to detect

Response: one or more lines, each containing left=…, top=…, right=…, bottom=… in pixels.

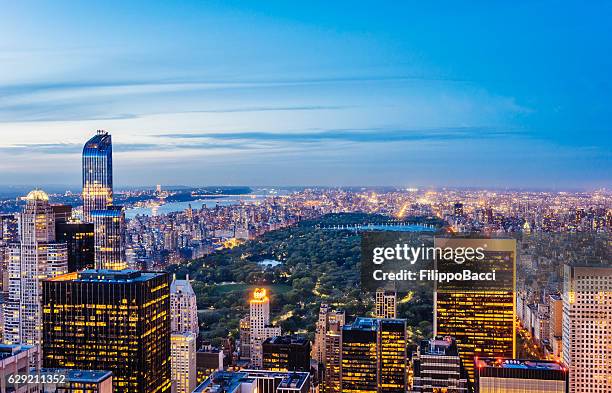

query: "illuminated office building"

left=4, top=190, right=68, bottom=347
left=249, top=288, right=281, bottom=368
left=170, top=275, right=199, bottom=336
left=92, top=206, right=126, bottom=270
left=340, top=317, right=408, bottom=393
left=82, top=131, right=113, bottom=222
left=262, top=335, right=310, bottom=372
left=562, top=264, right=612, bottom=393
left=375, top=288, right=397, bottom=319
left=378, top=319, right=407, bottom=393
left=42, top=269, right=172, bottom=393
left=434, top=238, right=516, bottom=383
left=474, top=358, right=568, bottom=393
left=171, top=332, right=197, bottom=393
left=341, top=317, right=378, bottom=393
left=409, top=336, right=468, bottom=393
left=55, top=222, right=95, bottom=272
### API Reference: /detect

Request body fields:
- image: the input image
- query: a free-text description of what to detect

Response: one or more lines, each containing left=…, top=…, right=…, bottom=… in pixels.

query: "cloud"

left=158, top=126, right=524, bottom=144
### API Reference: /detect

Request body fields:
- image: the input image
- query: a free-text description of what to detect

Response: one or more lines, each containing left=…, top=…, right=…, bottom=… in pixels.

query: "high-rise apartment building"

left=42, top=269, right=172, bottom=393
left=92, top=206, right=126, bottom=270
left=4, top=190, right=68, bottom=346
left=409, top=336, right=468, bottom=393
left=312, top=304, right=345, bottom=364
left=240, top=316, right=251, bottom=360
left=55, top=222, right=95, bottom=272
left=262, top=335, right=311, bottom=372
left=434, top=238, right=516, bottom=382
left=82, top=131, right=113, bottom=222
left=562, top=264, right=612, bottom=393
left=475, top=358, right=568, bottom=393
left=170, top=275, right=199, bottom=337
left=323, top=312, right=344, bottom=393
left=340, top=317, right=407, bottom=393
left=171, top=332, right=197, bottom=393
left=249, top=288, right=281, bottom=368
left=375, top=288, right=397, bottom=319
left=0, top=344, right=39, bottom=393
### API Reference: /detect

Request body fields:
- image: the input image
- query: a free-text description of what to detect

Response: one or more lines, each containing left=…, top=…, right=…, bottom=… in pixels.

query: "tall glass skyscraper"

left=92, top=206, right=126, bottom=270
left=82, top=130, right=113, bottom=222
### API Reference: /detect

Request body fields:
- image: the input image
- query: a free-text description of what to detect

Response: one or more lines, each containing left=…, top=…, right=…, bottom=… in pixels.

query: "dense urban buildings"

left=4, top=190, right=68, bottom=347
left=562, top=264, right=612, bottom=393
left=409, top=336, right=468, bottom=393
left=474, top=358, right=568, bottom=393
left=0, top=344, right=39, bottom=393
left=434, top=238, right=516, bottom=382
left=42, top=269, right=172, bottom=393
left=82, top=131, right=113, bottom=222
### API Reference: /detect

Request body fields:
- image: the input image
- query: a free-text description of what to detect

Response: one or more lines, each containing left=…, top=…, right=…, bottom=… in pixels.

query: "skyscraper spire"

left=82, top=130, right=113, bottom=222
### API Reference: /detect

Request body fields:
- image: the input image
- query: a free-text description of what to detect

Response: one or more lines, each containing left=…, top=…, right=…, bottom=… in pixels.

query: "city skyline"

left=1, top=1, right=611, bottom=188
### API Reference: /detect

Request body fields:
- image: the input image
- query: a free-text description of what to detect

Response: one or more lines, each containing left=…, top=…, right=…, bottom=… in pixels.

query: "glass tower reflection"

left=82, top=130, right=113, bottom=222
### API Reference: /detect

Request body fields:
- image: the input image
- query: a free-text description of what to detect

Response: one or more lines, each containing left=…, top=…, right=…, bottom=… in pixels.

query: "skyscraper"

left=562, top=264, right=612, bottom=393
left=262, top=335, right=311, bottom=372
left=42, top=269, right=172, bottom=393
left=249, top=288, right=281, bottom=368
left=170, top=275, right=199, bottom=337
left=4, top=190, right=68, bottom=347
left=82, top=130, right=113, bottom=222
left=341, top=317, right=378, bottom=393
left=375, top=288, right=397, bottom=319
left=171, top=332, right=197, bottom=393
left=55, top=222, right=95, bottom=272
left=434, top=238, right=516, bottom=383
left=312, top=304, right=345, bottom=364
left=323, top=316, right=343, bottom=393
left=378, top=319, right=407, bottom=393
left=474, top=358, right=568, bottom=393
left=92, top=206, right=126, bottom=270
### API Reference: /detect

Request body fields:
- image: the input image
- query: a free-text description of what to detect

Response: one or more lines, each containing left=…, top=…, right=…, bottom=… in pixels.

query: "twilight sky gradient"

left=1, top=1, right=610, bottom=189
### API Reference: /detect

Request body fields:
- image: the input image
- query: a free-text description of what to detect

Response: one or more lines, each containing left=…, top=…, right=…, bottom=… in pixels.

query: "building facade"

left=409, top=336, right=468, bottom=393
left=4, top=190, right=68, bottom=347
left=475, top=358, right=568, bottom=393
left=249, top=288, right=281, bottom=368
left=92, top=207, right=126, bottom=270
left=82, top=131, right=113, bottom=223
left=55, top=222, right=95, bottom=272
left=262, top=335, right=310, bottom=372
left=434, top=238, right=516, bottom=383
left=171, top=332, right=197, bottom=393
left=562, top=264, right=612, bottom=393
left=170, top=275, right=199, bottom=336
left=42, top=269, right=172, bottom=393
left=375, top=288, right=397, bottom=319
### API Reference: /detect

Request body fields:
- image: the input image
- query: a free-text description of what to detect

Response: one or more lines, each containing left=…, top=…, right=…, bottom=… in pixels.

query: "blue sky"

left=1, top=1, right=610, bottom=189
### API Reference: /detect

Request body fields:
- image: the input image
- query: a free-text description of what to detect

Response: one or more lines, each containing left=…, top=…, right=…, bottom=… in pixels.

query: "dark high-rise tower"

left=55, top=222, right=95, bottom=272
left=82, top=130, right=113, bottom=222
left=42, top=269, right=172, bottom=393
left=92, top=206, right=126, bottom=270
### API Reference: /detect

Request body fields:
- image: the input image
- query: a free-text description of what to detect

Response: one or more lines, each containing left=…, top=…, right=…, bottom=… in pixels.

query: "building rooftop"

left=0, top=344, right=35, bottom=360
left=49, top=269, right=166, bottom=283
left=419, top=336, right=459, bottom=357
left=263, top=334, right=309, bottom=346
left=41, top=369, right=112, bottom=383
left=171, top=275, right=196, bottom=296
left=343, top=317, right=378, bottom=332
left=475, top=358, right=566, bottom=372
left=193, top=370, right=309, bottom=392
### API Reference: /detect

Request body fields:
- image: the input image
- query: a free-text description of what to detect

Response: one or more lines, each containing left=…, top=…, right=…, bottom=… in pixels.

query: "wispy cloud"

left=158, top=126, right=524, bottom=144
